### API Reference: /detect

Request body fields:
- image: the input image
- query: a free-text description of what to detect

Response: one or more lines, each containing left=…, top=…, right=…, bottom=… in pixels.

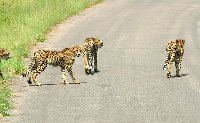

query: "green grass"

left=0, top=83, right=12, bottom=116
left=0, top=0, right=102, bottom=116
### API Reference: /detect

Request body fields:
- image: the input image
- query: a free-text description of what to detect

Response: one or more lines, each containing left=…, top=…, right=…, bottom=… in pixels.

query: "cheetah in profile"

left=20, top=45, right=82, bottom=86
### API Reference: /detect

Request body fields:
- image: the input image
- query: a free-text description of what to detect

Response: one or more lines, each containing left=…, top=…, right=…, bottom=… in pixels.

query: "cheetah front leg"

left=87, top=51, right=93, bottom=74
left=175, top=57, right=182, bottom=77
left=66, top=65, right=80, bottom=84
left=166, top=51, right=175, bottom=78
left=83, top=53, right=90, bottom=75
left=94, top=51, right=99, bottom=72
left=84, top=51, right=92, bottom=75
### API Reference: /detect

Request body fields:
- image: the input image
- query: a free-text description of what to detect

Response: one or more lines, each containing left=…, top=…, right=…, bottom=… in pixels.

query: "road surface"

left=2, top=0, right=200, bottom=122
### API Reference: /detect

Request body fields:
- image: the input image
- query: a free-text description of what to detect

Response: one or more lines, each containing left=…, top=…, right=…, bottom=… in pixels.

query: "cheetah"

left=20, top=45, right=82, bottom=86
left=83, top=37, right=103, bottom=75
left=0, top=48, right=11, bottom=77
left=163, top=39, right=185, bottom=78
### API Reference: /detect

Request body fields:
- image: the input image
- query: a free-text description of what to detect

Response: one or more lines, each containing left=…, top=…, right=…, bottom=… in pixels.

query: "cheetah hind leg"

left=167, top=63, right=172, bottom=78
left=88, top=65, right=92, bottom=74
left=176, top=67, right=181, bottom=77
left=175, top=61, right=182, bottom=77
left=167, top=72, right=171, bottom=78
left=32, top=63, right=47, bottom=86
left=88, top=68, right=92, bottom=74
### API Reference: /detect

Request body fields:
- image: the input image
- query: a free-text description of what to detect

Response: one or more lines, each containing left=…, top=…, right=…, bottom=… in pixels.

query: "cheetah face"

left=94, top=38, right=103, bottom=49
left=176, top=39, right=185, bottom=54
left=72, top=46, right=83, bottom=57
left=176, top=39, right=185, bottom=48
left=0, top=48, right=11, bottom=60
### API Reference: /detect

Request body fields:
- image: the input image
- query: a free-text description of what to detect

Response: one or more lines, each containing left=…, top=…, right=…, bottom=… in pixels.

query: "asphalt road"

left=2, top=0, right=200, bottom=122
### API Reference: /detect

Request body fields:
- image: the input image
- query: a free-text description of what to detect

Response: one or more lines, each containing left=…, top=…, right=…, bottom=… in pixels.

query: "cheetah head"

left=72, top=45, right=83, bottom=57
left=176, top=39, right=185, bottom=54
left=0, top=48, right=11, bottom=60
left=93, top=37, right=103, bottom=49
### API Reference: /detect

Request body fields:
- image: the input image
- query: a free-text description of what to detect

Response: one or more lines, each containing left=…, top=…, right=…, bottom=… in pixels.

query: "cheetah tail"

left=19, top=57, right=36, bottom=79
left=163, top=60, right=168, bottom=70
left=163, top=64, right=167, bottom=70
left=19, top=73, right=27, bottom=79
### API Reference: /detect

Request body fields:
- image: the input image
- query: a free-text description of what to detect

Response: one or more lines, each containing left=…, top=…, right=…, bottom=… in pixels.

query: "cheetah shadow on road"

left=42, top=83, right=58, bottom=86
left=29, top=82, right=88, bottom=86
left=171, top=74, right=189, bottom=78
left=90, top=70, right=101, bottom=75
left=68, top=81, right=88, bottom=84
left=29, top=83, right=57, bottom=86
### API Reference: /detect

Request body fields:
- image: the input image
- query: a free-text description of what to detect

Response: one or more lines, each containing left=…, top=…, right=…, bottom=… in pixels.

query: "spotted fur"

left=83, top=37, right=103, bottom=75
left=20, top=45, right=82, bottom=86
left=163, top=39, right=185, bottom=78
left=0, top=48, right=11, bottom=77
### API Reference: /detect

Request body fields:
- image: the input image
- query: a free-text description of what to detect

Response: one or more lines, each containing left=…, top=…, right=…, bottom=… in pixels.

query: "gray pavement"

left=2, top=0, right=200, bottom=122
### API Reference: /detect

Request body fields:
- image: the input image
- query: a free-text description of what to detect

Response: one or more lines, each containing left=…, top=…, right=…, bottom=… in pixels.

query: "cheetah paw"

left=75, top=81, right=80, bottom=84
left=64, top=82, right=69, bottom=85
left=35, top=82, right=42, bottom=86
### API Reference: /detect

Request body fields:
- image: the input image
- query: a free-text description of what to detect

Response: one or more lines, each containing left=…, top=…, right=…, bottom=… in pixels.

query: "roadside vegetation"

left=0, top=0, right=102, bottom=116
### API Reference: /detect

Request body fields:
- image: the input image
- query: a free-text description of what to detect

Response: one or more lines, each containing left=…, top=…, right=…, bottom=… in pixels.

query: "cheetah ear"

left=182, top=39, right=185, bottom=45
left=176, top=39, right=179, bottom=44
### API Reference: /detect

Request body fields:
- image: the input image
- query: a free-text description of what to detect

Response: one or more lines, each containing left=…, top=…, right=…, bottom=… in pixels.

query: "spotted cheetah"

left=20, top=45, right=82, bottom=86
left=163, top=39, right=185, bottom=78
left=0, top=48, right=11, bottom=77
left=83, top=37, right=103, bottom=75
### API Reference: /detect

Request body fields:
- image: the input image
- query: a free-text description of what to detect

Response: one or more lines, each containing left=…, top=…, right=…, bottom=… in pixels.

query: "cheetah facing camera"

left=83, top=37, right=103, bottom=75
left=0, top=48, right=11, bottom=77
left=163, top=39, right=185, bottom=78
left=20, top=45, right=82, bottom=86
